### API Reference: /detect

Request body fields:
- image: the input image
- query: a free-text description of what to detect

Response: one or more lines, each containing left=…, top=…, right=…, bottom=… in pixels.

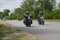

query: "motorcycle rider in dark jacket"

left=24, top=11, right=32, bottom=25
left=24, top=11, right=32, bottom=19
left=38, top=11, right=44, bottom=25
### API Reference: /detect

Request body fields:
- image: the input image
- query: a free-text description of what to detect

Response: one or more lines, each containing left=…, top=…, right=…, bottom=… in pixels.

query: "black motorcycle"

left=23, top=16, right=32, bottom=27
left=38, top=16, right=44, bottom=25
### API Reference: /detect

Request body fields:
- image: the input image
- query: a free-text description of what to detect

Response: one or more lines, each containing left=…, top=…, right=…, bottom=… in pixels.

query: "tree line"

left=0, top=0, right=60, bottom=20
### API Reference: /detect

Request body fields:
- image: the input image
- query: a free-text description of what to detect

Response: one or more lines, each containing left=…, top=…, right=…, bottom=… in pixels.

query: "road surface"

left=3, top=20, right=60, bottom=40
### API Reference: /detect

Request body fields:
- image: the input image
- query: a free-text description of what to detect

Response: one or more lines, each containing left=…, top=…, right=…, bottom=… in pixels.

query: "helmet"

left=26, top=11, right=29, bottom=13
left=26, top=11, right=29, bottom=14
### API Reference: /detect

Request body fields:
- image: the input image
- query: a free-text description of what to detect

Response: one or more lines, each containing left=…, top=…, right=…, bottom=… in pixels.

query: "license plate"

left=28, top=17, right=30, bottom=19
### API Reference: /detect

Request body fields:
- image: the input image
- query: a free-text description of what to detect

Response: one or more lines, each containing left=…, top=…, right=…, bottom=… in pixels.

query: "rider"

left=24, top=11, right=32, bottom=19
left=24, top=11, right=32, bottom=24
left=38, top=11, right=44, bottom=25
left=38, top=11, right=43, bottom=18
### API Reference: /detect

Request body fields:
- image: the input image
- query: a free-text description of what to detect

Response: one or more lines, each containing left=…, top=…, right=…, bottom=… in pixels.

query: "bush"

left=44, top=9, right=60, bottom=19
left=0, top=24, right=12, bottom=40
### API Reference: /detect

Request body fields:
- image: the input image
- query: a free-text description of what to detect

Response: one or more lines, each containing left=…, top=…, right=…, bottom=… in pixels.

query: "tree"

left=12, top=0, right=56, bottom=19
left=58, top=3, right=60, bottom=8
left=21, top=0, right=36, bottom=11
left=0, top=12, right=3, bottom=15
left=0, top=12, right=4, bottom=19
left=36, top=0, right=56, bottom=11
left=51, top=0, right=56, bottom=7
left=44, top=2, right=53, bottom=11
left=21, top=0, right=42, bottom=18
left=41, top=0, right=56, bottom=11
left=14, top=8, right=22, bottom=14
left=4, top=9, right=10, bottom=16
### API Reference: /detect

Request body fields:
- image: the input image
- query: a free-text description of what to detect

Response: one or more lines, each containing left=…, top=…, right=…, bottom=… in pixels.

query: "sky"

left=0, top=0, right=24, bottom=12
left=57, top=0, right=60, bottom=3
left=0, top=0, right=60, bottom=12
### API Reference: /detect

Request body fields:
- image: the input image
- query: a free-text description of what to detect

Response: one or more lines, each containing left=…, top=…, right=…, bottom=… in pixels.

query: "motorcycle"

left=18, top=18, right=21, bottom=21
left=23, top=16, right=32, bottom=27
left=38, top=16, right=44, bottom=25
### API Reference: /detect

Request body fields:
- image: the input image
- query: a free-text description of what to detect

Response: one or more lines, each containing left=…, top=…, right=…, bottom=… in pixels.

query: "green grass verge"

left=3, top=32, right=38, bottom=40
left=0, top=23, right=12, bottom=40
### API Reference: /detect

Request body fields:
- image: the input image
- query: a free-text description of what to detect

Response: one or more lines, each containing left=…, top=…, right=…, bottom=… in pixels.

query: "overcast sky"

left=0, top=0, right=24, bottom=12
left=0, top=0, right=60, bottom=12
left=57, top=0, right=60, bottom=3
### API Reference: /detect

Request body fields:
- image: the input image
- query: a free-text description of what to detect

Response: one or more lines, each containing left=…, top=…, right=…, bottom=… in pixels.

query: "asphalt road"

left=3, top=20, right=60, bottom=40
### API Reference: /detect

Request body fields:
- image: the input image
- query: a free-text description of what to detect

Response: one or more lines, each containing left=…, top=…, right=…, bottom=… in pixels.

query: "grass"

left=1, top=22, right=38, bottom=40
left=0, top=23, right=12, bottom=40
left=16, top=29, right=21, bottom=33
left=4, top=32, right=38, bottom=40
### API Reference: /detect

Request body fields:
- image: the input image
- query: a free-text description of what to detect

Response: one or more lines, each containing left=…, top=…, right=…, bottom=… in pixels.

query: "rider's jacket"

left=24, top=13, right=32, bottom=19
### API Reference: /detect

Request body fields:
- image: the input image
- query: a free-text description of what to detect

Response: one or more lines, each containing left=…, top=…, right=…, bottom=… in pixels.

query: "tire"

left=38, top=21, right=41, bottom=25
left=26, top=25, right=31, bottom=27
left=23, top=20, right=26, bottom=25
left=26, top=25, right=28, bottom=27
left=24, top=19, right=32, bottom=27
left=42, top=21, right=44, bottom=25
left=29, top=25, right=31, bottom=27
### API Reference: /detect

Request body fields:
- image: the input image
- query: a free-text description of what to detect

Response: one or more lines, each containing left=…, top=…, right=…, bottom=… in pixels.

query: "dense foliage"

left=0, top=24, right=12, bottom=40
left=0, top=0, right=60, bottom=19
